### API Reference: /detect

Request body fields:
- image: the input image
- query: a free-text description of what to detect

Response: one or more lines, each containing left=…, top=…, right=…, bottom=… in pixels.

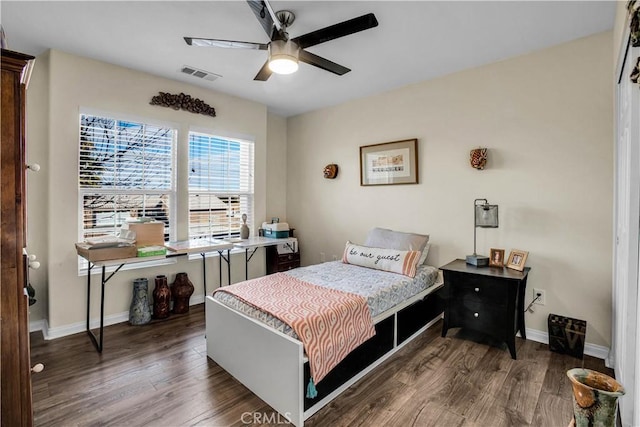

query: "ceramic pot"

left=171, top=272, right=194, bottom=314
left=152, top=275, right=171, bottom=319
left=240, top=224, right=250, bottom=239
left=567, top=368, right=625, bottom=427
left=129, top=278, right=151, bottom=325
left=240, top=213, right=249, bottom=239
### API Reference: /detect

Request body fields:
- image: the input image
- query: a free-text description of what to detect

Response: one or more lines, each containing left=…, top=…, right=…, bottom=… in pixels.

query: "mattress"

left=212, top=260, right=440, bottom=339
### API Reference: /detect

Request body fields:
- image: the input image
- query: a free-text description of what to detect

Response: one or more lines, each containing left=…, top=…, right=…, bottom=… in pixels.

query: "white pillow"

left=421, top=243, right=431, bottom=264
left=364, top=228, right=430, bottom=264
left=342, top=241, right=420, bottom=277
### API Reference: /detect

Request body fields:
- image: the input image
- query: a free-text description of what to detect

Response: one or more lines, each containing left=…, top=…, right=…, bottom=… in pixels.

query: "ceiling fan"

left=184, top=0, right=379, bottom=81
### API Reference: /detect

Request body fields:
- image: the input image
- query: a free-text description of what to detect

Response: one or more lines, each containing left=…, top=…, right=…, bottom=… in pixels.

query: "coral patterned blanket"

left=213, top=272, right=375, bottom=384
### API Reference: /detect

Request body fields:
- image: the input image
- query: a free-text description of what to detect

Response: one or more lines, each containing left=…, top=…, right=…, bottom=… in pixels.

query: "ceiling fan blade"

left=253, top=60, right=273, bottom=81
left=246, top=0, right=281, bottom=38
left=184, top=37, right=268, bottom=50
left=292, top=13, right=378, bottom=49
left=298, top=50, right=350, bottom=76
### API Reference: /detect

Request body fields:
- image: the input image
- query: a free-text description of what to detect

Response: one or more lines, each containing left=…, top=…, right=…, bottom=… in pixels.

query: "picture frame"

left=360, top=139, right=418, bottom=186
left=506, top=249, right=529, bottom=271
left=489, top=248, right=505, bottom=267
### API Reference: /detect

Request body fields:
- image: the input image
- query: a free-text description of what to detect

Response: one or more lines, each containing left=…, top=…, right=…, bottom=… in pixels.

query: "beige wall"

left=266, top=112, right=288, bottom=222
left=27, top=49, right=287, bottom=332
left=287, top=32, right=614, bottom=348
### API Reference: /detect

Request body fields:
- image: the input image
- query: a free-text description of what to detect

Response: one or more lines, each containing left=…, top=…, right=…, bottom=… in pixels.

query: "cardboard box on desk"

left=75, top=243, right=137, bottom=262
left=124, top=221, right=165, bottom=247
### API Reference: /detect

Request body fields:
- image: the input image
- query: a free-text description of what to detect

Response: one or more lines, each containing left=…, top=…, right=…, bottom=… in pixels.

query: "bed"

left=205, top=229, right=444, bottom=426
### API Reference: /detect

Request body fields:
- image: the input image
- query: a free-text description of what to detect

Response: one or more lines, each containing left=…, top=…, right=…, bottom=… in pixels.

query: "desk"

left=80, top=239, right=234, bottom=353
left=165, top=239, right=235, bottom=293
left=232, top=237, right=297, bottom=280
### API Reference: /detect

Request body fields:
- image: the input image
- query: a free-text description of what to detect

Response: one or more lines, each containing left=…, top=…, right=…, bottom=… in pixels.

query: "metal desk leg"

left=86, top=263, right=93, bottom=337
left=244, top=247, right=259, bottom=280
left=86, top=262, right=124, bottom=353
left=217, top=250, right=231, bottom=286
left=201, top=253, right=207, bottom=295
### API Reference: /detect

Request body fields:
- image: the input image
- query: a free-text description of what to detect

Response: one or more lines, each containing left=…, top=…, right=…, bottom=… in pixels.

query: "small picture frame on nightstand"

left=506, top=249, right=529, bottom=271
left=489, top=248, right=505, bottom=267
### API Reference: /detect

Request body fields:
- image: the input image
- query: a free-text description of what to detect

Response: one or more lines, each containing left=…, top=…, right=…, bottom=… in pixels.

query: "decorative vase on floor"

left=567, top=368, right=625, bottom=427
left=153, top=274, right=171, bottom=319
left=171, top=272, right=194, bottom=314
left=129, top=278, right=152, bottom=325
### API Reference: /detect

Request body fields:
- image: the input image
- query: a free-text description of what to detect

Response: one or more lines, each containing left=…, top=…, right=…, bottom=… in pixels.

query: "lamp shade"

left=268, top=40, right=299, bottom=75
left=475, top=204, right=499, bottom=228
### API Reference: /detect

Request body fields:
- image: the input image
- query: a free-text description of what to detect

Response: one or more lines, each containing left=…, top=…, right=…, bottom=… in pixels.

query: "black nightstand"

left=439, top=259, right=530, bottom=359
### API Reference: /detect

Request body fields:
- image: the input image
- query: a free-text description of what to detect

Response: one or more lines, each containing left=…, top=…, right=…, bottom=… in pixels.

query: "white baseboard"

left=32, top=294, right=206, bottom=340
left=29, top=319, right=46, bottom=334
left=519, top=327, right=610, bottom=361
left=30, top=303, right=611, bottom=361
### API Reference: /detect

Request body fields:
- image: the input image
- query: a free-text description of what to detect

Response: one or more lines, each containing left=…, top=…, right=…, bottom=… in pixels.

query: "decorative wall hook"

left=469, top=148, right=488, bottom=170
left=323, top=164, right=339, bottom=179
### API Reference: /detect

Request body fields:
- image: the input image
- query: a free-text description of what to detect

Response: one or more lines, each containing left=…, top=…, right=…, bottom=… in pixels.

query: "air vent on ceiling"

left=180, top=65, right=221, bottom=82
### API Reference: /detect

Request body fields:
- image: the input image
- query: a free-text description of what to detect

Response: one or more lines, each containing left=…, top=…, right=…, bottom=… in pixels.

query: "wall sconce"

left=466, top=198, right=499, bottom=266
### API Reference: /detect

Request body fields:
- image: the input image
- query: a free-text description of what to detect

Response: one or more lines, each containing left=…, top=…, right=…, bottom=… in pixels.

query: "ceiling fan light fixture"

left=268, top=40, right=299, bottom=75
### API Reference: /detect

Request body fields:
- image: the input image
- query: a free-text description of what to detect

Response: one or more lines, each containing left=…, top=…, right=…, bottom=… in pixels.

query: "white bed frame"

left=205, top=284, right=443, bottom=426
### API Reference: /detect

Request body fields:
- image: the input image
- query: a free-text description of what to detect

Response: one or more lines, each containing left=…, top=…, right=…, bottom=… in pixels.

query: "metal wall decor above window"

left=149, top=92, right=216, bottom=117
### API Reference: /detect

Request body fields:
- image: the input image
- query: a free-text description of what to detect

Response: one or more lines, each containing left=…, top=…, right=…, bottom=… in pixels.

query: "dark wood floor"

left=30, top=304, right=612, bottom=426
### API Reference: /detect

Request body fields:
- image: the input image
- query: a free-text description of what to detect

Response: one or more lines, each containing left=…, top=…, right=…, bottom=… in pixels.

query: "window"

left=78, top=114, right=176, bottom=247
left=188, top=132, right=254, bottom=240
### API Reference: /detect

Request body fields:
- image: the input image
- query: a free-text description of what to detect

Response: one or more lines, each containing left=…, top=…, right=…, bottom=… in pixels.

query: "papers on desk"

left=84, top=229, right=136, bottom=248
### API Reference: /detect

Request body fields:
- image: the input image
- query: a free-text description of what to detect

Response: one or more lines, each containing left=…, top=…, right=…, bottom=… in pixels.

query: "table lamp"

left=466, top=198, right=499, bottom=266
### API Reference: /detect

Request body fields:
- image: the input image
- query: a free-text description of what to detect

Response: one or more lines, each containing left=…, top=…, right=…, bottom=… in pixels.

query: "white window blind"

left=79, top=114, right=176, bottom=244
left=188, top=132, right=254, bottom=239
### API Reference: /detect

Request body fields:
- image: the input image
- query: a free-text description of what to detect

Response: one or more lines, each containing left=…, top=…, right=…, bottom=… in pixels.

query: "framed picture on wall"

left=489, top=248, right=505, bottom=267
left=360, top=139, right=418, bottom=186
left=506, top=249, right=529, bottom=271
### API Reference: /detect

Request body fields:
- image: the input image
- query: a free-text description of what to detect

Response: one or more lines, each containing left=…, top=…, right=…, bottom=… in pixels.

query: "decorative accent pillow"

left=342, top=241, right=421, bottom=277
left=364, top=228, right=430, bottom=265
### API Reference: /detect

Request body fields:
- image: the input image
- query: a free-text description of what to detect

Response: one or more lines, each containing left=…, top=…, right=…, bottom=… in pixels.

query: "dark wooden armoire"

left=1, top=48, right=36, bottom=426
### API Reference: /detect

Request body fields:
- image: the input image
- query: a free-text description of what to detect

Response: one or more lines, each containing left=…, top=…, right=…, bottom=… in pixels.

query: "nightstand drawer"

left=277, top=253, right=300, bottom=263
left=278, top=260, right=300, bottom=271
left=452, top=301, right=505, bottom=333
left=453, top=274, right=508, bottom=305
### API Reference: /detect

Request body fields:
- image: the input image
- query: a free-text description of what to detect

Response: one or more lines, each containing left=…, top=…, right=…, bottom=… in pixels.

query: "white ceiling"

left=1, top=1, right=616, bottom=117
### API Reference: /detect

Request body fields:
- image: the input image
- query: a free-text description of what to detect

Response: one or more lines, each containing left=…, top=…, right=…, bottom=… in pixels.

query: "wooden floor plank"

left=30, top=305, right=613, bottom=426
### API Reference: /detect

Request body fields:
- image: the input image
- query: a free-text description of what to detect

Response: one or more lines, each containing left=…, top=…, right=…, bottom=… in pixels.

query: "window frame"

left=77, top=109, right=178, bottom=274
left=187, top=130, right=255, bottom=242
